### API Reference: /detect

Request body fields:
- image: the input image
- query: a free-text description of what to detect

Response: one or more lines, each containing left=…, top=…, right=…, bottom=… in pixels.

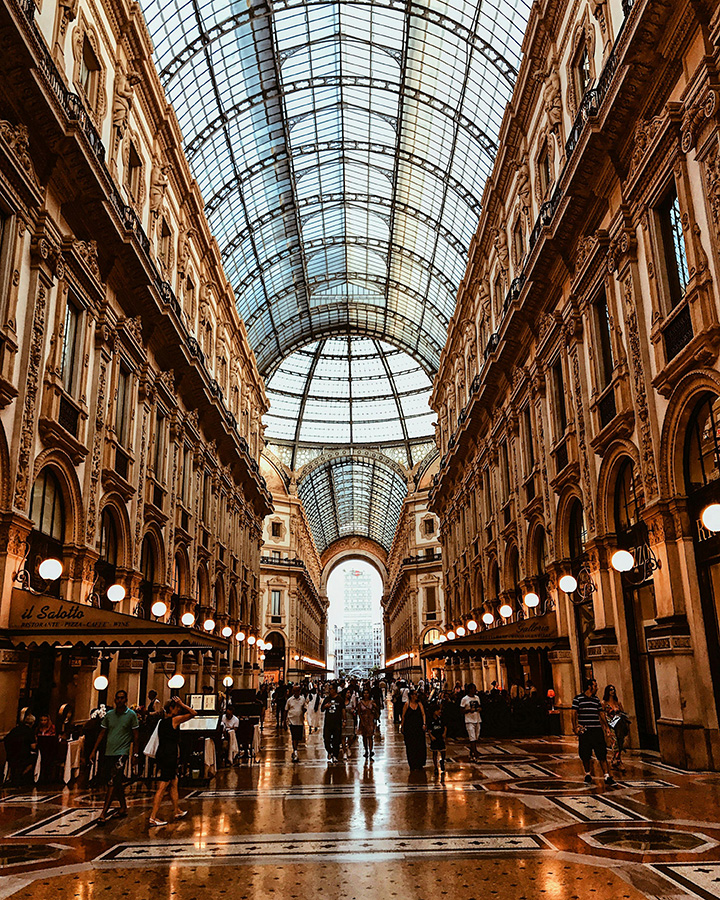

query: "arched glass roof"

left=298, top=454, right=408, bottom=552
left=140, top=0, right=532, bottom=375
left=264, top=336, right=434, bottom=466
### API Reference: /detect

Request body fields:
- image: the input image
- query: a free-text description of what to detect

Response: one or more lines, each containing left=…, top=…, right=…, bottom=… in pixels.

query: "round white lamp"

left=482, top=611, right=494, bottom=625
left=247, top=635, right=256, bottom=645
left=106, top=583, right=125, bottom=603
left=39, top=558, right=63, bottom=581
left=221, top=625, right=232, bottom=638
left=467, top=619, right=478, bottom=631
left=559, top=574, right=578, bottom=594
left=168, top=673, right=185, bottom=690
left=447, top=630, right=456, bottom=640
left=499, top=604, right=513, bottom=619
left=456, top=626, right=466, bottom=637
left=222, top=675, right=233, bottom=688
left=151, top=600, right=167, bottom=618
left=524, top=592, right=540, bottom=608
left=701, top=503, right=720, bottom=533
left=203, top=618, right=215, bottom=632
left=235, top=631, right=245, bottom=642
left=181, top=612, right=195, bottom=627
left=93, top=675, right=108, bottom=691
left=611, top=550, right=635, bottom=573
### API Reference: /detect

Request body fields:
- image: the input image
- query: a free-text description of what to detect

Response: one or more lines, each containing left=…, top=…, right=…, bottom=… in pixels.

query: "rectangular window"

left=61, top=299, right=80, bottom=395
left=271, top=521, right=281, bottom=537
left=115, top=365, right=130, bottom=445
left=500, top=441, right=511, bottom=502
left=552, top=359, right=567, bottom=437
left=494, top=274, right=503, bottom=318
left=78, top=37, right=99, bottom=104
left=181, top=446, right=191, bottom=504
left=513, top=220, right=525, bottom=266
left=125, top=143, right=142, bottom=203
left=538, top=143, right=552, bottom=198
left=658, top=182, right=690, bottom=309
left=158, top=218, right=171, bottom=266
left=202, top=472, right=211, bottom=522
left=423, top=518, right=435, bottom=536
left=575, top=45, right=592, bottom=100
left=271, top=589, right=281, bottom=617
left=425, top=586, right=436, bottom=614
left=154, top=410, right=166, bottom=481
left=594, top=291, right=615, bottom=389
left=522, top=405, right=535, bottom=475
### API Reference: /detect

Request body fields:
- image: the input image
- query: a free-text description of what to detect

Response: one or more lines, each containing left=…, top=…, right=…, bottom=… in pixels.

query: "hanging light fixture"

left=38, top=558, right=63, bottom=581
left=611, top=549, right=634, bottom=572
left=181, top=612, right=195, bottom=627
left=106, top=584, right=126, bottom=603
left=151, top=600, right=167, bottom=618
left=702, top=503, right=720, bottom=532
left=524, top=592, right=540, bottom=608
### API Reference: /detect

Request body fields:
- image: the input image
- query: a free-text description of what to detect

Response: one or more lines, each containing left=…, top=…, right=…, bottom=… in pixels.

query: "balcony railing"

left=402, top=551, right=441, bottom=565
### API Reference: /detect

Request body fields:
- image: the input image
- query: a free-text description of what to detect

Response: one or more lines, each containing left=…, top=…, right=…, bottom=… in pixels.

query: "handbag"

left=143, top=721, right=161, bottom=758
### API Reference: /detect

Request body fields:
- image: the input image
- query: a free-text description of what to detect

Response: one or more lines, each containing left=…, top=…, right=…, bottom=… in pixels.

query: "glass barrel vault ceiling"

left=140, top=0, right=532, bottom=375
left=265, top=336, right=434, bottom=466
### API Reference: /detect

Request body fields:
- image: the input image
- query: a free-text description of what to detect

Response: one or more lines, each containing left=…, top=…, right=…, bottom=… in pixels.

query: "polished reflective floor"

left=2, top=710, right=720, bottom=900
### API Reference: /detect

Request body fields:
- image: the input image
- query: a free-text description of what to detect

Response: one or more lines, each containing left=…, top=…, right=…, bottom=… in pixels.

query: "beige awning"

left=6, top=588, right=230, bottom=651
left=420, top=612, right=560, bottom=660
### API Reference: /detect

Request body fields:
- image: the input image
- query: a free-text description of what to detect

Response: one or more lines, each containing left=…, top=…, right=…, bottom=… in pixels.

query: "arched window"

left=423, top=628, right=442, bottom=646
left=614, top=459, right=641, bottom=535
left=685, top=393, right=720, bottom=492
left=139, top=534, right=156, bottom=618
left=96, top=507, right=120, bottom=609
left=28, top=469, right=65, bottom=595
left=534, top=526, right=550, bottom=612
left=568, top=500, right=586, bottom=561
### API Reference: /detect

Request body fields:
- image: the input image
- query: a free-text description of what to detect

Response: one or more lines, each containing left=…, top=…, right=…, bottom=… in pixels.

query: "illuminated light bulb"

left=203, top=618, right=215, bottom=632
left=151, top=600, right=167, bottom=618
left=256, top=640, right=265, bottom=651
left=106, top=583, right=125, bottom=603
left=611, top=550, right=635, bottom=573
left=438, top=635, right=448, bottom=643
left=499, top=604, right=513, bottom=619
left=447, top=631, right=456, bottom=640
left=559, top=574, right=578, bottom=594
left=702, top=503, right=720, bottom=533
left=235, top=631, right=245, bottom=642
left=260, top=653, right=266, bottom=661
left=294, top=654, right=300, bottom=660
left=467, top=620, right=478, bottom=631
left=93, top=675, right=108, bottom=691
left=456, top=626, right=466, bottom=636
left=39, top=558, right=63, bottom=581
left=181, top=612, right=195, bottom=627
left=221, top=626, right=232, bottom=638
left=168, top=673, right=185, bottom=689
left=432, top=638, right=440, bottom=645
left=222, top=675, right=233, bottom=688
left=247, top=635, right=256, bottom=645
left=264, top=641, right=272, bottom=650
left=482, top=612, right=494, bottom=625
left=524, top=592, right=540, bottom=608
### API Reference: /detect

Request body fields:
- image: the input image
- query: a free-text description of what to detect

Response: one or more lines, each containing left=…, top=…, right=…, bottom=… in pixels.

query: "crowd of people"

left=2, top=672, right=632, bottom=822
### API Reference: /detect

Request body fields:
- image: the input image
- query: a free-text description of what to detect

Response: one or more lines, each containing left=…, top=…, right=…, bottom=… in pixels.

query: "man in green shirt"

left=91, top=689, right=139, bottom=824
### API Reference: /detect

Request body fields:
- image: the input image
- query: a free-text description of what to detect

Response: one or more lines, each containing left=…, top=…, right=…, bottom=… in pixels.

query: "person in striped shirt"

left=571, top=679, right=616, bottom=787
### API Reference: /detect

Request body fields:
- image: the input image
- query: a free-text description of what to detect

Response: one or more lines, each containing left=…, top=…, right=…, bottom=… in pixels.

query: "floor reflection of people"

left=400, top=690, right=426, bottom=771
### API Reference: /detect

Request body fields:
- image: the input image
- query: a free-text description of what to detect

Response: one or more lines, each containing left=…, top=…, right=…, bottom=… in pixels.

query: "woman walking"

left=603, top=684, right=630, bottom=771
left=400, top=690, right=427, bottom=770
left=307, top=685, right=322, bottom=733
left=341, top=691, right=357, bottom=759
left=357, top=689, right=378, bottom=759
left=149, top=696, right=196, bottom=827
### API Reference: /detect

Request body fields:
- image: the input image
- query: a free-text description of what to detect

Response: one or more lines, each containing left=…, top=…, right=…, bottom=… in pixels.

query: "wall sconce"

left=203, top=618, right=215, bottom=632
left=235, top=631, right=245, bottom=642
left=14, top=542, right=63, bottom=593
left=559, top=565, right=596, bottom=604
left=182, top=612, right=195, bottom=627
left=524, top=592, right=540, bottom=608
left=151, top=600, right=168, bottom=618
left=467, top=619, right=478, bottom=631
left=221, top=626, right=232, bottom=638
left=168, top=673, right=185, bottom=690
left=499, top=604, right=513, bottom=619
left=482, top=611, right=494, bottom=625
left=701, top=503, right=720, bottom=532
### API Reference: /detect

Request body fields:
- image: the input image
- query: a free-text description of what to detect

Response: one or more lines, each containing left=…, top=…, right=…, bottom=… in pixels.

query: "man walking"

left=91, top=689, right=140, bottom=824
left=321, top=683, right=344, bottom=763
left=571, top=678, right=616, bottom=786
left=285, top=684, right=308, bottom=762
left=460, top=683, right=482, bottom=762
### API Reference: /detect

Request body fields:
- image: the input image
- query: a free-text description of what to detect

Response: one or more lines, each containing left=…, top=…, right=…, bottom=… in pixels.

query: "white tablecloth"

left=203, top=737, right=216, bottom=776
left=227, top=730, right=239, bottom=760
left=63, top=737, right=85, bottom=784
left=253, top=724, right=261, bottom=757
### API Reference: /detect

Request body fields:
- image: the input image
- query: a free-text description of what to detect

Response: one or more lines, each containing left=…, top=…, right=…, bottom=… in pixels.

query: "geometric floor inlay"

left=0, top=843, right=68, bottom=867
left=653, top=864, right=720, bottom=900
left=188, top=783, right=482, bottom=799
left=549, top=796, right=648, bottom=822
left=11, top=808, right=101, bottom=837
left=98, top=832, right=549, bottom=863
left=588, top=827, right=714, bottom=853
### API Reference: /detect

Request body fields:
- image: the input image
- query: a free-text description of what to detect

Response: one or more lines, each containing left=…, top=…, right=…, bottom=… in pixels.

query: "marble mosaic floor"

left=2, top=711, right=720, bottom=900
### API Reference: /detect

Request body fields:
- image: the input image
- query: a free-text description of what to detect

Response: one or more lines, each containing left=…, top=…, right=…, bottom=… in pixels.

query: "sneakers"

left=175, top=810, right=188, bottom=819
left=584, top=774, right=593, bottom=785
left=291, top=751, right=298, bottom=762
left=604, top=774, right=617, bottom=786
left=149, top=818, right=167, bottom=827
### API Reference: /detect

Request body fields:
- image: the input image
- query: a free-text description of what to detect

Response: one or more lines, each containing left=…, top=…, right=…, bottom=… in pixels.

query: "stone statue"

left=112, top=68, right=140, bottom=136
left=149, top=162, right=169, bottom=213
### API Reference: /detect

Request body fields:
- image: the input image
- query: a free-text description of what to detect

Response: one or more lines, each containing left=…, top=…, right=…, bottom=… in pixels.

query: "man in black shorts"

left=571, top=678, right=616, bottom=786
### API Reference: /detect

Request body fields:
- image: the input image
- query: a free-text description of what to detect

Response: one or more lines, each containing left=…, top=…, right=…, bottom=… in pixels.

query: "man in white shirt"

left=285, top=685, right=308, bottom=762
left=460, top=684, right=482, bottom=762
left=401, top=684, right=411, bottom=705
left=219, top=706, right=240, bottom=766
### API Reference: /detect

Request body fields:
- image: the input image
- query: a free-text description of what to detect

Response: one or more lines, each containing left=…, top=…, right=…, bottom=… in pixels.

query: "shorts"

left=100, top=754, right=127, bottom=788
left=289, top=724, right=304, bottom=743
left=578, top=728, right=607, bottom=764
left=429, top=738, right=446, bottom=751
left=466, top=721, right=481, bottom=742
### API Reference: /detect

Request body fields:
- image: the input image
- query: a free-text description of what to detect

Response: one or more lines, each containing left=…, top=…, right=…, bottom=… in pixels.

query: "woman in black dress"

left=149, top=696, right=196, bottom=826
left=400, top=690, right=427, bottom=770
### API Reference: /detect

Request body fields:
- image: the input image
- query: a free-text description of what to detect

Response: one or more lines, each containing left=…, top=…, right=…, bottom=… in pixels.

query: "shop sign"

left=10, top=590, right=137, bottom=634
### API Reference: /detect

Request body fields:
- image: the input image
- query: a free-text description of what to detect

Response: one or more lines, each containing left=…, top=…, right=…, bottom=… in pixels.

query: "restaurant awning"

left=5, top=589, right=231, bottom=651
left=420, top=612, right=560, bottom=661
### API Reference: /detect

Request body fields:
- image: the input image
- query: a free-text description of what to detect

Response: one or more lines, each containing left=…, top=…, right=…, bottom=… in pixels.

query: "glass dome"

left=264, top=337, right=435, bottom=460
